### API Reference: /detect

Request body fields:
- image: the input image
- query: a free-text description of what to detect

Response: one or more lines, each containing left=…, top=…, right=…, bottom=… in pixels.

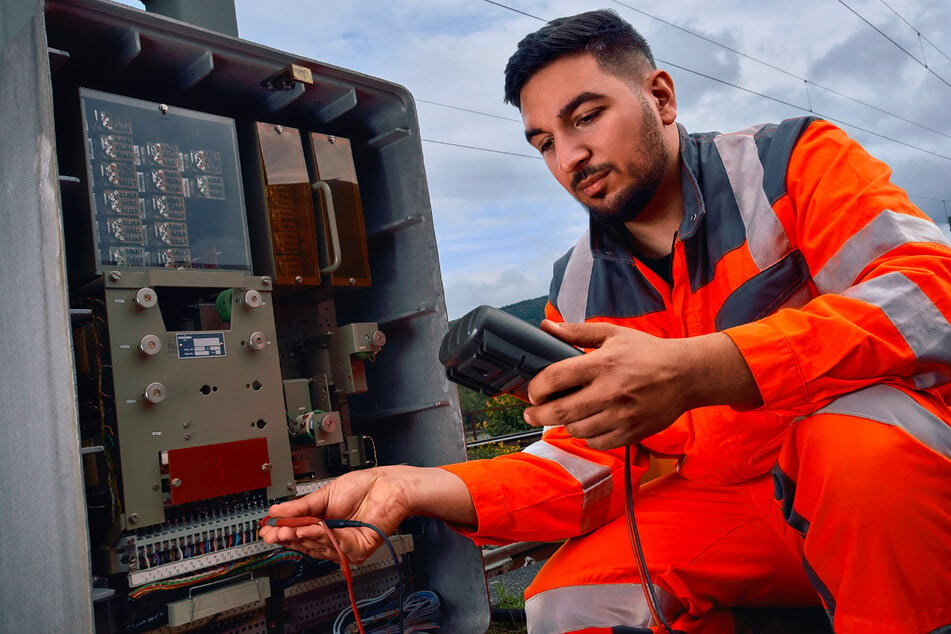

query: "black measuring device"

left=439, top=305, right=583, bottom=402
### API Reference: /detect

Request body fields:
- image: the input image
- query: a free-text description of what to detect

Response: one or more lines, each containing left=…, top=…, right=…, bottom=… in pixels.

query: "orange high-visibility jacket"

left=442, top=118, right=951, bottom=545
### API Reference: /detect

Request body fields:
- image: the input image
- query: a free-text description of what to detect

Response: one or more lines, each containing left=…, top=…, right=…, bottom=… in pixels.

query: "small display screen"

left=79, top=88, right=252, bottom=273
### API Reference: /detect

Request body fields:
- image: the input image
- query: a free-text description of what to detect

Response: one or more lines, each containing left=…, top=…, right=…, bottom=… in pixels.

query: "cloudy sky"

left=119, top=0, right=951, bottom=319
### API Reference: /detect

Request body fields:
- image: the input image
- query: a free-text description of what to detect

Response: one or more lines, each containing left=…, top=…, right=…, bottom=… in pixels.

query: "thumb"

left=540, top=319, right=619, bottom=349
left=268, top=492, right=325, bottom=519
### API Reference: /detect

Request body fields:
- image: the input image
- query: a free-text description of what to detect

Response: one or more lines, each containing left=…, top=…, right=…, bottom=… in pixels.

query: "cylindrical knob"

left=248, top=331, right=269, bottom=351
left=143, top=382, right=167, bottom=404
left=135, top=287, right=158, bottom=309
left=317, top=413, right=339, bottom=433
left=243, top=290, right=262, bottom=308
left=139, top=334, right=162, bottom=356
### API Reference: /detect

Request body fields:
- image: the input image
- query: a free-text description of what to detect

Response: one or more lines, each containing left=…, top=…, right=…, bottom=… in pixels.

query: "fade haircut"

left=504, top=9, right=656, bottom=109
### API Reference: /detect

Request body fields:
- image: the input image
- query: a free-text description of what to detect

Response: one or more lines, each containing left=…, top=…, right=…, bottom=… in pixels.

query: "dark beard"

left=582, top=99, right=668, bottom=226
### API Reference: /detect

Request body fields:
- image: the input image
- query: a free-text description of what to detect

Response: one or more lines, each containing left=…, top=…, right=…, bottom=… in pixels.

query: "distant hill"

left=499, top=296, right=547, bottom=325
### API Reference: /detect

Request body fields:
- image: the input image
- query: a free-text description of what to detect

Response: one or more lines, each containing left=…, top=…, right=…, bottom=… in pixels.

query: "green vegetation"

left=498, top=296, right=547, bottom=325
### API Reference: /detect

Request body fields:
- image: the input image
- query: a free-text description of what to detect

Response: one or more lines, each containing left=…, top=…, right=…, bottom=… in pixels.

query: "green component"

left=215, top=288, right=233, bottom=322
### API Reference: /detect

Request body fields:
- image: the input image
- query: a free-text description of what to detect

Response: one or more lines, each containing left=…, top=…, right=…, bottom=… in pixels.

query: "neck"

left=623, top=150, right=683, bottom=258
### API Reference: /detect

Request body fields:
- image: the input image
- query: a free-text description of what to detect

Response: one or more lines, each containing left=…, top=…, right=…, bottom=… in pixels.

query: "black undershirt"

left=640, top=252, right=673, bottom=286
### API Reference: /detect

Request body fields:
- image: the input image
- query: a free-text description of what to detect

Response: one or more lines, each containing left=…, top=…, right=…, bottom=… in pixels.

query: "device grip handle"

left=312, top=180, right=342, bottom=274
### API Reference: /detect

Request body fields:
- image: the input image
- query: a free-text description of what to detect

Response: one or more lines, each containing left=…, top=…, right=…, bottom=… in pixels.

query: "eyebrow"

left=523, top=91, right=607, bottom=143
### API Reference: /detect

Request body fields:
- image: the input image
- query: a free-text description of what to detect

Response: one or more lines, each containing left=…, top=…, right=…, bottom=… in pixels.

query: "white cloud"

left=113, top=0, right=951, bottom=314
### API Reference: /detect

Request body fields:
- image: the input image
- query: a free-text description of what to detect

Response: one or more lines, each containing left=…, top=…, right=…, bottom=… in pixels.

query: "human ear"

left=648, top=70, right=677, bottom=125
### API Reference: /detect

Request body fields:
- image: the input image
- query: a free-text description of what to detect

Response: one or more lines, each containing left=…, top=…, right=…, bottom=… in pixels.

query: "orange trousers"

left=523, top=411, right=951, bottom=634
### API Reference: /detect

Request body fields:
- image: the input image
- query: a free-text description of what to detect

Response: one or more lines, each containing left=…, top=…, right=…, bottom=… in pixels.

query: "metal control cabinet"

left=0, top=1, right=489, bottom=632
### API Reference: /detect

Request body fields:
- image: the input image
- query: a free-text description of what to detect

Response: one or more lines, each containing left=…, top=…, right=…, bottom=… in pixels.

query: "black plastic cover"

left=439, top=305, right=582, bottom=401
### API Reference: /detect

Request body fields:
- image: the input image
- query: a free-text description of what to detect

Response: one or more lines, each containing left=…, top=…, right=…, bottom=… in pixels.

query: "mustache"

left=571, top=164, right=613, bottom=190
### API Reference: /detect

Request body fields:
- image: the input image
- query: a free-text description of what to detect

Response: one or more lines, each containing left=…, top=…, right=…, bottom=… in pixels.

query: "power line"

left=416, top=99, right=521, bottom=123
left=878, top=0, right=951, bottom=66
left=479, top=0, right=951, bottom=160
left=838, top=0, right=951, bottom=89
left=481, top=0, right=544, bottom=21
left=608, top=0, right=951, bottom=141
left=422, top=137, right=540, bottom=159
left=659, top=59, right=951, bottom=161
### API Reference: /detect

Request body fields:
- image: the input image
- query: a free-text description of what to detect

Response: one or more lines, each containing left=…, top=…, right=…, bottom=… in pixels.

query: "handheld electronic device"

left=439, top=305, right=582, bottom=402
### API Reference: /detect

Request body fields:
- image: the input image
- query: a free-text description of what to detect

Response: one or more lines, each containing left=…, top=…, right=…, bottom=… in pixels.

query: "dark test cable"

left=324, top=519, right=405, bottom=634
left=624, top=444, right=676, bottom=634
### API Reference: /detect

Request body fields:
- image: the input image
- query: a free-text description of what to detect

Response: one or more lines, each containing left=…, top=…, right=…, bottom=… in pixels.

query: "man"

left=261, top=10, right=951, bottom=633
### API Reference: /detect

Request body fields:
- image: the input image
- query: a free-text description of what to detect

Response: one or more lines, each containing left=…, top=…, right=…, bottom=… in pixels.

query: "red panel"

left=166, top=438, right=271, bottom=505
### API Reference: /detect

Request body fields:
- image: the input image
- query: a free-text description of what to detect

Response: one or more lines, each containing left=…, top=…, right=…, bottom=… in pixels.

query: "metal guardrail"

left=466, top=429, right=543, bottom=449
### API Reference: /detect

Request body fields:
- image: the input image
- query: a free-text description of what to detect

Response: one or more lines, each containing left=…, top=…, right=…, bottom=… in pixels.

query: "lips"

left=574, top=169, right=610, bottom=198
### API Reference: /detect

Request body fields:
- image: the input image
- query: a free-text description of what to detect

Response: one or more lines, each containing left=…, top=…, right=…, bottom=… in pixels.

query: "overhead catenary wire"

left=607, top=0, right=951, bottom=141
left=838, top=0, right=951, bottom=89
left=450, top=0, right=951, bottom=162
left=415, top=0, right=949, bottom=219
left=878, top=0, right=951, bottom=66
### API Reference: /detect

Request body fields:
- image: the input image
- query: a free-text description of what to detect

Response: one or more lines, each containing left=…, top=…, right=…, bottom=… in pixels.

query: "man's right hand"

left=259, top=465, right=476, bottom=565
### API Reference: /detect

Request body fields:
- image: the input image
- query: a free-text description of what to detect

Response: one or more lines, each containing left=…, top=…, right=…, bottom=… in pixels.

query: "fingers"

left=524, top=387, right=598, bottom=427
left=267, top=492, right=325, bottom=520
left=540, top=319, right=620, bottom=348
left=261, top=521, right=381, bottom=567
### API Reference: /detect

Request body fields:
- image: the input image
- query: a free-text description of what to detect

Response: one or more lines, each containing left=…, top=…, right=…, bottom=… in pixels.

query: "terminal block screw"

left=261, top=276, right=272, bottom=287
left=274, top=125, right=283, bottom=134
left=170, top=478, right=182, bottom=488
left=286, top=482, right=297, bottom=492
left=159, top=103, right=168, bottom=115
left=249, top=331, right=269, bottom=351
left=128, top=513, right=139, bottom=525
left=109, top=271, right=122, bottom=282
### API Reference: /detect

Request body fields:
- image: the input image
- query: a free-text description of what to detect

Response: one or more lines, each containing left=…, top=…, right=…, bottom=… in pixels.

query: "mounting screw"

left=170, top=478, right=182, bottom=488
left=274, top=125, right=283, bottom=134
left=328, top=135, right=336, bottom=144
left=261, top=463, right=272, bottom=472
left=183, top=431, right=192, bottom=441
left=262, top=276, right=272, bottom=287
left=128, top=513, right=139, bottom=525
left=159, top=103, right=169, bottom=115
left=294, top=275, right=303, bottom=285
left=286, top=482, right=297, bottom=492
left=151, top=483, right=159, bottom=491
left=109, top=271, right=122, bottom=282
left=348, top=277, right=356, bottom=286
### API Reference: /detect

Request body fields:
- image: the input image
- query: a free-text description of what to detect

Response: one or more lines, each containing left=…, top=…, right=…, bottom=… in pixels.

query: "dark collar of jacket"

left=587, top=123, right=706, bottom=263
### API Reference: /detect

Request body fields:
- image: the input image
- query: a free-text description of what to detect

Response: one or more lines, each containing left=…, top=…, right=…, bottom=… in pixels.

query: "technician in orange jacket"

left=261, top=10, right=951, bottom=634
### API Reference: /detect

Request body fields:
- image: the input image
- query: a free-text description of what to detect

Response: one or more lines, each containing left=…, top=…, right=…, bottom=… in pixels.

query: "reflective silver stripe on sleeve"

left=556, top=231, right=593, bottom=324
left=714, top=125, right=792, bottom=270
left=842, top=271, right=951, bottom=386
left=525, top=582, right=681, bottom=633
left=814, top=210, right=949, bottom=294
left=522, top=439, right=612, bottom=532
left=816, top=384, right=951, bottom=458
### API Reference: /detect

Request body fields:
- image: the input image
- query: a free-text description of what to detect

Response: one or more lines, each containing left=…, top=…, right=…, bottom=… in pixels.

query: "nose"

left=555, top=136, right=589, bottom=175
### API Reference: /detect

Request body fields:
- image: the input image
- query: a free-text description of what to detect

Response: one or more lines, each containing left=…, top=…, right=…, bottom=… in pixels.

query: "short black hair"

left=504, top=9, right=656, bottom=109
